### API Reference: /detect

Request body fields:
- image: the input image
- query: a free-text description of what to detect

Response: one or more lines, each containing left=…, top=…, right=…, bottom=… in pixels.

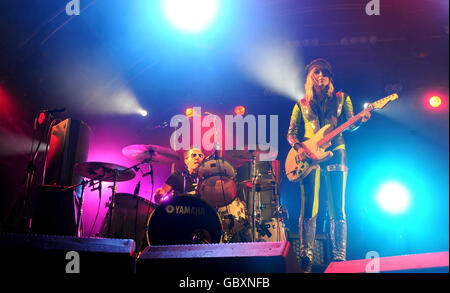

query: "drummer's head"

left=184, top=148, right=205, bottom=173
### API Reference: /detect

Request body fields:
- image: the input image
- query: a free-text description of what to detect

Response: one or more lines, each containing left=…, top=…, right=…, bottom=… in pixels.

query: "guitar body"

left=285, top=124, right=333, bottom=182
left=285, top=148, right=313, bottom=182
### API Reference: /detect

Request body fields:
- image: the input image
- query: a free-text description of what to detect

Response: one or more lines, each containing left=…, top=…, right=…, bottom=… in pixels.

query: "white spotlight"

left=376, top=181, right=411, bottom=214
left=138, top=109, right=148, bottom=117
left=163, top=0, right=219, bottom=33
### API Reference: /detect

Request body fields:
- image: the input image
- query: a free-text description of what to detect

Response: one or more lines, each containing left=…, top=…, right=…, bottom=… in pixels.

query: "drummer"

left=153, top=148, right=205, bottom=204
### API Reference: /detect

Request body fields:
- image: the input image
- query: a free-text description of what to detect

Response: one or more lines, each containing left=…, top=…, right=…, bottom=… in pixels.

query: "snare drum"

left=146, top=195, right=222, bottom=246
left=197, top=158, right=237, bottom=208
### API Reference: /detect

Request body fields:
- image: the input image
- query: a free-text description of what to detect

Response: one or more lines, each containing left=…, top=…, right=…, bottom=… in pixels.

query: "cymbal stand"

left=107, top=169, right=119, bottom=238
left=249, top=150, right=258, bottom=242
left=211, top=114, right=226, bottom=208
left=142, top=152, right=155, bottom=249
left=273, top=181, right=281, bottom=241
left=76, top=179, right=88, bottom=237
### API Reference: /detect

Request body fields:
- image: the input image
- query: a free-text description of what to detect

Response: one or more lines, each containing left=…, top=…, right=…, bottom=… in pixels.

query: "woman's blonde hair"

left=304, top=67, right=334, bottom=103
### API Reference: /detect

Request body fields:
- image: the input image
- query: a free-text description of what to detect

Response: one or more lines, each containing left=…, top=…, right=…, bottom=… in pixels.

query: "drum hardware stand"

left=249, top=150, right=259, bottom=242
left=89, top=180, right=103, bottom=236
left=141, top=154, right=156, bottom=249
left=106, top=170, right=119, bottom=237
left=133, top=180, right=141, bottom=247
left=75, top=179, right=89, bottom=237
left=216, top=155, right=231, bottom=215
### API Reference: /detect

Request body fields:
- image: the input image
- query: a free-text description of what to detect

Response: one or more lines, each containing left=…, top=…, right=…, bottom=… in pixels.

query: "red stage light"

left=234, top=105, right=246, bottom=116
left=38, top=112, right=46, bottom=125
left=423, top=91, right=447, bottom=113
left=429, top=96, right=442, bottom=108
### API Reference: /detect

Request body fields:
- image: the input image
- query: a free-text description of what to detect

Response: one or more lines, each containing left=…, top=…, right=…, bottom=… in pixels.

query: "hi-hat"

left=122, top=144, right=180, bottom=164
left=74, top=162, right=136, bottom=182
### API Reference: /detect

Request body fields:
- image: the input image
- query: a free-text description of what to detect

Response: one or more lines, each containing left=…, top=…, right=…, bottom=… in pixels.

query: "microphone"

left=41, top=107, right=66, bottom=114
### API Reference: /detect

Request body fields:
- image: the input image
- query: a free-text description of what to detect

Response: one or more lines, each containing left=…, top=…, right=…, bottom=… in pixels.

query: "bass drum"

left=146, top=195, right=222, bottom=246
left=99, top=193, right=154, bottom=252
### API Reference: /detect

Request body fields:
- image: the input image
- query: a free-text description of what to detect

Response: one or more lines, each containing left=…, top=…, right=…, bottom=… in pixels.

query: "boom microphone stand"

left=21, top=111, right=57, bottom=233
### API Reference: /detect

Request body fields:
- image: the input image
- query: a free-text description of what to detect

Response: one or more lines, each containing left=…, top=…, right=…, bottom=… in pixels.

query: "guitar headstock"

left=371, top=93, right=399, bottom=110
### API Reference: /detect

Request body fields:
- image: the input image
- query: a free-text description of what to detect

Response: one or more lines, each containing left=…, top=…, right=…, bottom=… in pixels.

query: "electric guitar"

left=285, top=93, right=398, bottom=182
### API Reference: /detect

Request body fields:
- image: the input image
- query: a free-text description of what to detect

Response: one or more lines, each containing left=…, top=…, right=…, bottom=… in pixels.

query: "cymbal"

left=238, top=179, right=276, bottom=191
left=122, top=144, right=180, bottom=164
left=74, top=162, right=136, bottom=182
left=225, top=146, right=277, bottom=163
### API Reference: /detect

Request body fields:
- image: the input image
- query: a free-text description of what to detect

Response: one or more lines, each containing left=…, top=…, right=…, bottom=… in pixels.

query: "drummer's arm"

left=153, top=184, right=173, bottom=204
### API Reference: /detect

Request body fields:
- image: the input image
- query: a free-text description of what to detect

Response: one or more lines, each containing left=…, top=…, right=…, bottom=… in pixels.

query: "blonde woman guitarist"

left=287, top=58, right=371, bottom=272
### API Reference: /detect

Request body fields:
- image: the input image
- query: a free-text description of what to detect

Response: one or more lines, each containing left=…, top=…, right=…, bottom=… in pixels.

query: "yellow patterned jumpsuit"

left=287, top=90, right=361, bottom=270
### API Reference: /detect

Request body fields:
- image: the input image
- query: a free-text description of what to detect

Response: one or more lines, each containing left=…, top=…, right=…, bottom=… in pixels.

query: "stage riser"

left=324, top=251, right=449, bottom=273
left=136, top=241, right=301, bottom=273
left=0, top=233, right=135, bottom=274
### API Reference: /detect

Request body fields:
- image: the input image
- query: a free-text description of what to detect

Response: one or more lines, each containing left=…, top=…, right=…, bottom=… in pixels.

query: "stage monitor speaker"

left=0, top=233, right=135, bottom=274
left=324, top=251, right=449, bottom=273
left=136, top=241, right=301, bottom=273
left=43, top=118, right=90, bottom=198
left=31, top=185, right=77, bottom=236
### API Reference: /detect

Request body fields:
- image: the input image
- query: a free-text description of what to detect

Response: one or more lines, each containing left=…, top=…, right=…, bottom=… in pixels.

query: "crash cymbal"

left=225, top=145, right=277, bottom=163
left=122, top=144, right=180, bottom=164
left=74, top=162, right=136, bottom=182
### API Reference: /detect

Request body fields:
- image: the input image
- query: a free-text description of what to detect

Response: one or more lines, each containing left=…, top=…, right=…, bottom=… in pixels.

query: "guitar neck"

left=317, top=111, right=365, bottom=146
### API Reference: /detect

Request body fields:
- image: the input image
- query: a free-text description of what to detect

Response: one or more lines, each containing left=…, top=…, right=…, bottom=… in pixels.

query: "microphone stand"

left=21, top=111, right=55, bottom=233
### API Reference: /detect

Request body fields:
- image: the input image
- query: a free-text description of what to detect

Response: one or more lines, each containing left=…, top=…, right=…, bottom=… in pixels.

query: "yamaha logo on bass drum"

left=165, top=205, right=206, bottom=216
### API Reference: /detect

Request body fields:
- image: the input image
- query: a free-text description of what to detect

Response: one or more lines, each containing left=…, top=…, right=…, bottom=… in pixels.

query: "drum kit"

left=73, top=144, right=287, bottom=252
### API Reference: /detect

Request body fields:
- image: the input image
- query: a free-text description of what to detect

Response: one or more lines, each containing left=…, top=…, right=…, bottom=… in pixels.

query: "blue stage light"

left=376, top=181, right=411, bottom=214
left=162, top=0, right=219, bottom=33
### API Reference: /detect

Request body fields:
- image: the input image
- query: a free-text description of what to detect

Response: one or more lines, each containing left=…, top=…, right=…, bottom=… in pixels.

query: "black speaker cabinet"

left=136, top=241, right=301, bottom=273
left=43, top=118, right=90, bottom=198
left=31, top=185, right=78, bottom=236
left=0, top=233, right=135, bottom=274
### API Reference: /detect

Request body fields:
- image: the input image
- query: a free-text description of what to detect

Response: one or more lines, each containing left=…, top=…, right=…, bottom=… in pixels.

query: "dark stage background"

left=0, top=0, right=448, bottom=261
